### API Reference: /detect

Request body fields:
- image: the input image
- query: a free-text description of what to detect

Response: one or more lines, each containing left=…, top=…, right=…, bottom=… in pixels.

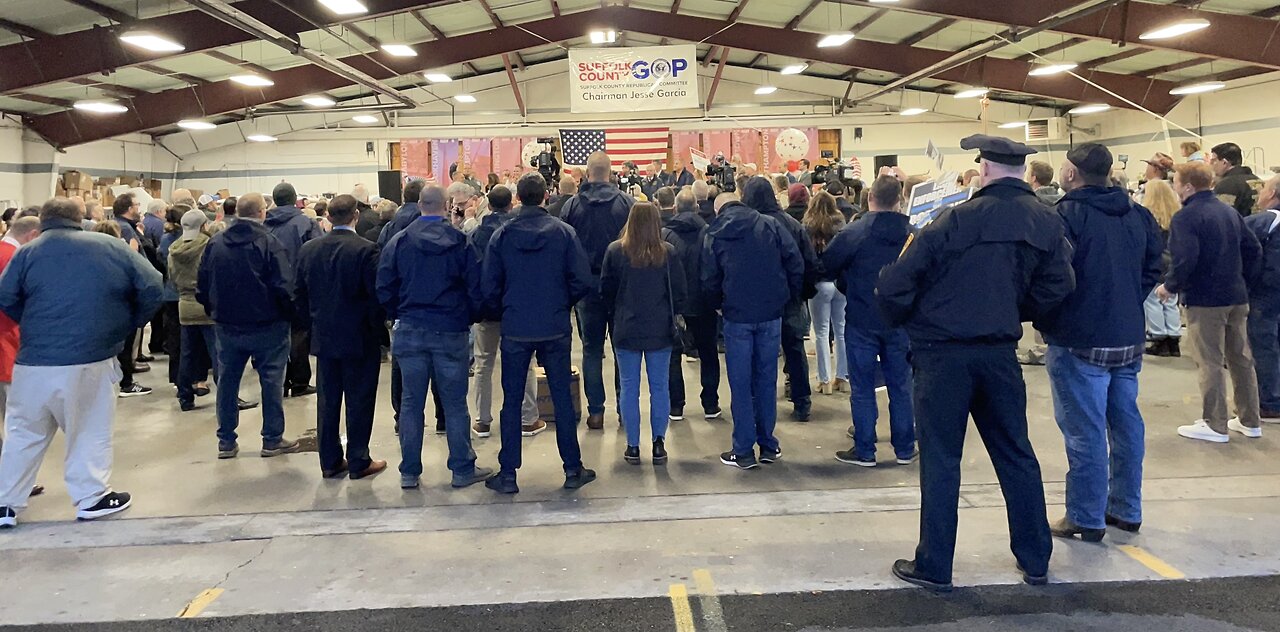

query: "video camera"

left=530, top=137, right=561, bottom=187
left=705, top=152, right=736, bottom=193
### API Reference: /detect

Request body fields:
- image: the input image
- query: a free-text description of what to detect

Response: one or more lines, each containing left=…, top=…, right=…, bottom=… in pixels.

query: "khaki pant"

left=472, top=321, right=538, bottom=426
left=1186, top=304, right=1261, bottom=433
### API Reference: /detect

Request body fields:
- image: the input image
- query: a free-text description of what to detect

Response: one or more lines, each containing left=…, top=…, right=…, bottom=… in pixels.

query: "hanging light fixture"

left=589, top=30, right=617, bottom=44
left=780, top=64, right=808, bottom=75
left=953, top=87, right=989, bottom=99
left=1140, top=18, right=1211, bottom=40
left=231, top=74, right=274, bottom=87
left=318, top=0, right=367, bottom=15
left=817, top=33, right=854, bottom=48
left=119, top=31, right=185, bottom=52
left=302, top=95, right=336, bottom=107
left=380, top=43, right=416, bottom=57
left=352, top=115, right=380, bottom=124
left=1068, top=103, right=1110, bottom=114
left=754, top=85, right=778, bottom=95
left=73, top=100, right=128, bottom=114
left=1170, top=81, right=1225, bottom=95
left=999, top=121, right=1028, bottom=129
left=178, top=120, right=217, bottom=130
left=247, top=134, right=277, bottom=142
left=900, top=107, right=928, bottom=116
left=455, top=94, right=477, bottom=103
left=1028, top=62, right=1078, bottom=76
left=424, top=73, right=453, bottom=83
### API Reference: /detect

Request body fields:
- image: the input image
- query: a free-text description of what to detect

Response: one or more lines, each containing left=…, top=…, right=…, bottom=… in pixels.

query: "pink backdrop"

left=491, top=138, right=523, bottom=178
left=703, top=131, right=732, bottom=162
left=431, top=139, right=459, bottom=183
left=400, top=138, right=431, bottom=181
left=731, top=129, right=762, bottom=169
left=671, top=132, right=701, bottom=173
left=462, top=139, right=493, bottom=179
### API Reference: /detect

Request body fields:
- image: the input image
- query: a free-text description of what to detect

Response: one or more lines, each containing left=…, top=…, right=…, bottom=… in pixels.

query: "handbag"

left=665, top=261, right=693, bottom=354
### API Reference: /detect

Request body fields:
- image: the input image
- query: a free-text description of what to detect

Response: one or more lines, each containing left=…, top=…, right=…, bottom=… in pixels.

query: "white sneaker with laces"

left=1227, top=417, right=1262, bottom=439
left=1177, top=420, right=1229, bottom=443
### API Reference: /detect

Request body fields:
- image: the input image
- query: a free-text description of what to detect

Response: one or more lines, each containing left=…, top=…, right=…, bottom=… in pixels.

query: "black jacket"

left=662, top=211, right=711, bottom=315
left=835, top=197, right=856, bottom=222
left=1214, top=165, right=1263, bottom=217
left=265, top=206, right=323, bottom=266
left=378, top=203, right=420, bottom=249
left=356, top=203, right=378, bottom=236
left=741, top=178, right=819, bottom=300
left=702, top=201, right=804, bottom=324
left=785, top=202, right=807, bottom=224
left=1165, top=190, right=1261, bottom=307
left=561, top=181, right=635, bottom=277
left=697, top=199, right=716, bottom=224
left=1035, top=186, right=1164, bottom=350
left=600, top=241, right=687, bottom=351
left=546, top=195, right=571, bottom=219
left=376, top=217, right=480, bottom=332
left=196, top=219, right=295, bottom=329
left=295, top=229, right=383, bottom=358
left=482, top=205, right=594, bottom=340
left=467, top=210, right=515, bottom=322
left=1245, top=209, right=1280, bottom=314
left=821, top=211, right=913, bottom=332
left=877, top=178, right=1076, bottom=346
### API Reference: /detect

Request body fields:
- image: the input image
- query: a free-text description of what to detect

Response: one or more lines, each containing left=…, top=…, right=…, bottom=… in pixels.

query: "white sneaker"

left=1177, top=420, right=1229, bottom=443
left=1227, top=417, right=1262, bottom=438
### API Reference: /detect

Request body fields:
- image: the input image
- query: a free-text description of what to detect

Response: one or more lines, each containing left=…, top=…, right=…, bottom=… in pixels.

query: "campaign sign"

left=569, top=45, right=701, bottom=113
left=908, top=180, right=974, bottom=228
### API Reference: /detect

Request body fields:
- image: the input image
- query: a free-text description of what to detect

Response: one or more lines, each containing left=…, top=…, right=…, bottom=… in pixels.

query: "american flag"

left=559, top=127, right=671, bottom=174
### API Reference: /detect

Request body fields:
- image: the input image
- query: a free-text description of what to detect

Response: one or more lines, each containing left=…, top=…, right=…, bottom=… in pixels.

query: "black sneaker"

left=720, top=451, right=759, bottom=469
left=624, top=445, right=641, bottom=465
left=896, top=450, right=920, bottom=465
left=564, top=468, right=597, bottom=489
left=792, top=407, right=810, bottom=422
left=653, top=438, right=668, bottom=464
left=260, top=438, right=300, bottom=457
left=1105, top=514, right=1142, bottom=533
left=218, top=442, right=239, bottom=459
left=669, top=408, right=684, bottom=421
left=835, top=449, right=876, bottom=467
left=118, top=383, right=152, bottom=398
left=451, top=466, right=494, bottom=488
left=237, top=398, right=259, bottom=411
left=892, top=559, right=952, bottom=592
left=179, top=400, right=196, bottom=412
left=0, top=506, right=15, bottom=529
left=194, top=386, right=211, bottom=397
left=1017, top=563, right=1048, bottom=586
left=485, top=473, right=520, bottom=494
left=704, top=407, right=722, bottom=420
left=76, top=492, right=132, bottom=521
left=760, top=447, right=782, bottom=464
left=289, top=385, right=317, bottom=398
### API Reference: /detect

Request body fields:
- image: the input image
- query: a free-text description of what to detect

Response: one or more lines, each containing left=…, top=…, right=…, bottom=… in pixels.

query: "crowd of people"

left=0, top=133, right=1275, bottom=594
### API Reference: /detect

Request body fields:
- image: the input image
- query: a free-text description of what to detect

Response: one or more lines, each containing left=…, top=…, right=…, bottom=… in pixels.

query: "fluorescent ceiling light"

left=780, top=64, right=808, bottom=75
left=318, top=0, right=367, bottom=15
left=998, top=121, right=1028, bottom=129
left=900, top=107, right=929, bottom=116
left=1140, top=18, right=1211, bottom=40
left=73, top=100, right=128, bottom=114
left=868, top=0, right=900, bottom=3
left=380, top=43, right=417, bottom=57
left=589, top=30, right=617, bottom=44
left=246, top=134, right=277, bottom=142
left=352, top=115, right=379, bottom=123
left=1170, top=81, right=1225, bottom=95
left=953, top=87, right=989, bottom=99
left=177, top=120, right=216, bottom=130
left=454, top=94, right=477, bottom=103
left=118, top=31, right=184, bottom=52
left=424, top=73, right=453, bottom=83
left=302, top=95, right=336, bottom=107
left=1068, top=103, right=1110, bottom=114
left=1028, top=62, right=1078, bottom=76
left=754, top=85, right=778, bottom=95
left=231, top=74, right=274, bottom=87
left=817, top=33, right=855, bottom=48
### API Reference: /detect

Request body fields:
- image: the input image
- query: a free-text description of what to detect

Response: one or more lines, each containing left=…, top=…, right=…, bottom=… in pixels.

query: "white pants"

left=0, top=358, right=121, bottom=511
left=472, top=321, right=539, bottom=425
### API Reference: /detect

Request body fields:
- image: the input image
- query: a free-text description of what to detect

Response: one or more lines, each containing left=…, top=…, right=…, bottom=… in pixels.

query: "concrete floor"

left=2, top=329, right=1279, bottom=629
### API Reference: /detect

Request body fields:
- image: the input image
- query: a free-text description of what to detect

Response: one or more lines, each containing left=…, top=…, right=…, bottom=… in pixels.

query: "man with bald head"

left=378, top=184, right=491, bottom=490
left=561, top=150, right=635, bottom=429
left=197, top=192, right=300, bottom=460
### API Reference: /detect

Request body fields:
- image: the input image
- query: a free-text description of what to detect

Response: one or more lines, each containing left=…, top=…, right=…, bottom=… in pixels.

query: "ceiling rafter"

left=68, top=77, right=146, bottom=99
left=1255, top=5, right=1280, bottom=18
left=1141, top=57, right=1214, bottom=76
left=746, top=0, right=825, bottom=67
left=411, top=10, right=480, bottom=75
left=59, top=0, right=135, bottom=24
left=1081, top=47, right=1150, bottom=68
left=474, top=0, right=528, bottom=71
left=202, top=50, right=272, bottom=76
left=704, top=46, right=731, bottom=110
left=0, top=17, right=49, bottom=39
left=550, top=0, right=561, bottom=17
left=501, top=53, right=525, bottom=117
left=1015, top=37, right=1089, bottom=62
left=898, top=18, right=955, bottom=46
left=136, top=63, right=208, bottom=86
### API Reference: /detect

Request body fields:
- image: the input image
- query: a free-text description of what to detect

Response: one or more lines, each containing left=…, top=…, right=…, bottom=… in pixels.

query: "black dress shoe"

left=564, top=468, right=597, bottom=489
left=891, top=559, right=952, bottom=592
left=1051, top=517, right=1105, bottom=543
left=1105, top=514, right=1142, bottom=533
left=652, top=438, right=668, bottom=464
left=237, top=398, right=259, bottom=411
left=624, top=445, right=641, bottom=465
left=322, top=460, right=349, bottom=479
left=179, top=400, right=196, bottom=412
left=290, top=385, right=317, bottom=397
left=136, top=354, right=155, bottom=363
left=194, top=386, right=211, bottom=397
left=1017, top=563, right=1048, bottom=586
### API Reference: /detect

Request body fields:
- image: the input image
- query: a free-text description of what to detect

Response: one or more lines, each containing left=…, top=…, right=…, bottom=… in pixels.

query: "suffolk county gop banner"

left=569, top=45, right=700, bottom=114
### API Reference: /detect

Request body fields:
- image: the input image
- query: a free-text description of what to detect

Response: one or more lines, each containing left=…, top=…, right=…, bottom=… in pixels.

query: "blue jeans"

left=1248, top=307, right=1280, bottom=411
left=846, top=327, right=915, bottom=461
left=178, top=324, right=218, bottom=405
left=809, top=282, right=848, bottom=384
left=723, top=319, right=781, bottom=458
left=617, top=347, right=672, bottom=446
left=1045, top=345, right=1144, bottom=529
left=393, top=325, right=475, bottom=478
left=1143, top=289, right=1180, bottom=337
left=780, top=301, right=811, bottom=411
left=498, top=335, right=583, bottom=475
left=214, top=322, right=289, bottom=446
left=575, top=292, right=617, bottom=415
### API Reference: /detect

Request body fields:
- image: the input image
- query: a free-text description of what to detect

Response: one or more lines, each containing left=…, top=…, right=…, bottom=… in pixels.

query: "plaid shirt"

left=1070, top=345, right=1143, bottom=368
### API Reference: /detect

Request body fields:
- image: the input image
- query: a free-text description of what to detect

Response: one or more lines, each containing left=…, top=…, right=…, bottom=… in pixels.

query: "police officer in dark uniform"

left=877, top=134, right=1076, bottom=592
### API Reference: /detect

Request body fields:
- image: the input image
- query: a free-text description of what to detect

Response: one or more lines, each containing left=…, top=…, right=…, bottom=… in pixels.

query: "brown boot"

left=350, top=460, right=388, bottom=480
left=586, top=413, right=604, bottom=430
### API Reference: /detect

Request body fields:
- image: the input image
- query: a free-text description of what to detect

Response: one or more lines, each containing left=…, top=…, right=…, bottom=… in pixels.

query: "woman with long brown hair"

left=1143, top=179, right=1183, bottom=356
left=600, top=202, right=687, bottom=465
left=804, top=191, right=848, bottom=394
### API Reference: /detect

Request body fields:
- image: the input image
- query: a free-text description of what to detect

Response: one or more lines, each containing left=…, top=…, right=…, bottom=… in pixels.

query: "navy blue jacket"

left=265, top=206, right=323, bottom=266
left=740, top=178, right=819, bottom=300
left=662, top=211, right=711, bottom=316
left=483, top=205, right=593, bottom=340
left=1245, top=209, right=1280, bottom=314
left=701, top=201, right=804, bottom=324
left=196, top=219, right=295, bottom=329
left=877, top=178, right=1076, bottom=346
left=600, top=241, right=687, bottom=351
left=1165, top=190, right=1261, bottom=307
left=376, top=216, right=479, bottom=333
left=1036, top=186, right=1164, bottom=349
left=697, top=199, right=716, bottom=224
left=467, top=210, right=515, bottom=323
left=0, top=218, right=163, bottom=366
left=296, top=229, right=384, bottom=358
left=143, top=214, right=165, bottom=247
left=377, top=202, right=420, bottom=249
left=561, top=181, right=635, bottom=276
left=835, top=197, right=857, bottom=222
left=672, top=170, right=695, bottom=188
left=822, top=211, right=913, bottom=332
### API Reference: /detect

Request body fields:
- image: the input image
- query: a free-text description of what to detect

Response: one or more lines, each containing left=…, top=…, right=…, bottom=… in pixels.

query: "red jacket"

left=0, top=240, right=18, bottom=382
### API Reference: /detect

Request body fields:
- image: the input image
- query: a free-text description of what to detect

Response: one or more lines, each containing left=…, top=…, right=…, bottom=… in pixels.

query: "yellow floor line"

left=668, top=583, right=696, bottom=632
left=1116, top=545, right=1187, bottom=580
left=176, top=588, right=224, bottom=618
left=692, top=569, right=728, bottom=632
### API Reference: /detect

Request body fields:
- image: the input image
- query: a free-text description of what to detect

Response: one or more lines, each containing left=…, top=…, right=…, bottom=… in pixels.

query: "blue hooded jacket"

left=740, top=177, right=819, bottom=300
left=821, top=211, right=913, bottom=332
left=701, top=201, right=803, bottom=324
left=265, top=206, right=323, bottom=266
left=561, top=181, right=635, bottom=277
left=1036, top=186, right=1164, bottom=349
left=376, top=216, right=479, bottom=332
left=483, top=205, right=593, bottom=340
left=377, top=202, right=421, bottom=249
left=1246, top=209, right=1280, bottom=314
left=196, top=219, right=295, bottom=329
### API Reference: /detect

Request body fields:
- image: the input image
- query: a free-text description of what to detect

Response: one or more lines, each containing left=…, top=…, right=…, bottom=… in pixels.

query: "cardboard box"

left=118, top=175, right=140, bottom=187
left=217, top=189, right=230, bottom=200
left=62, top=170, right=93, bottom=191
left=188, top=189, right=204, bottom=201
left=535, top=365, right=582, bottom=423
left=55, top=181, right=66, bottom=198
